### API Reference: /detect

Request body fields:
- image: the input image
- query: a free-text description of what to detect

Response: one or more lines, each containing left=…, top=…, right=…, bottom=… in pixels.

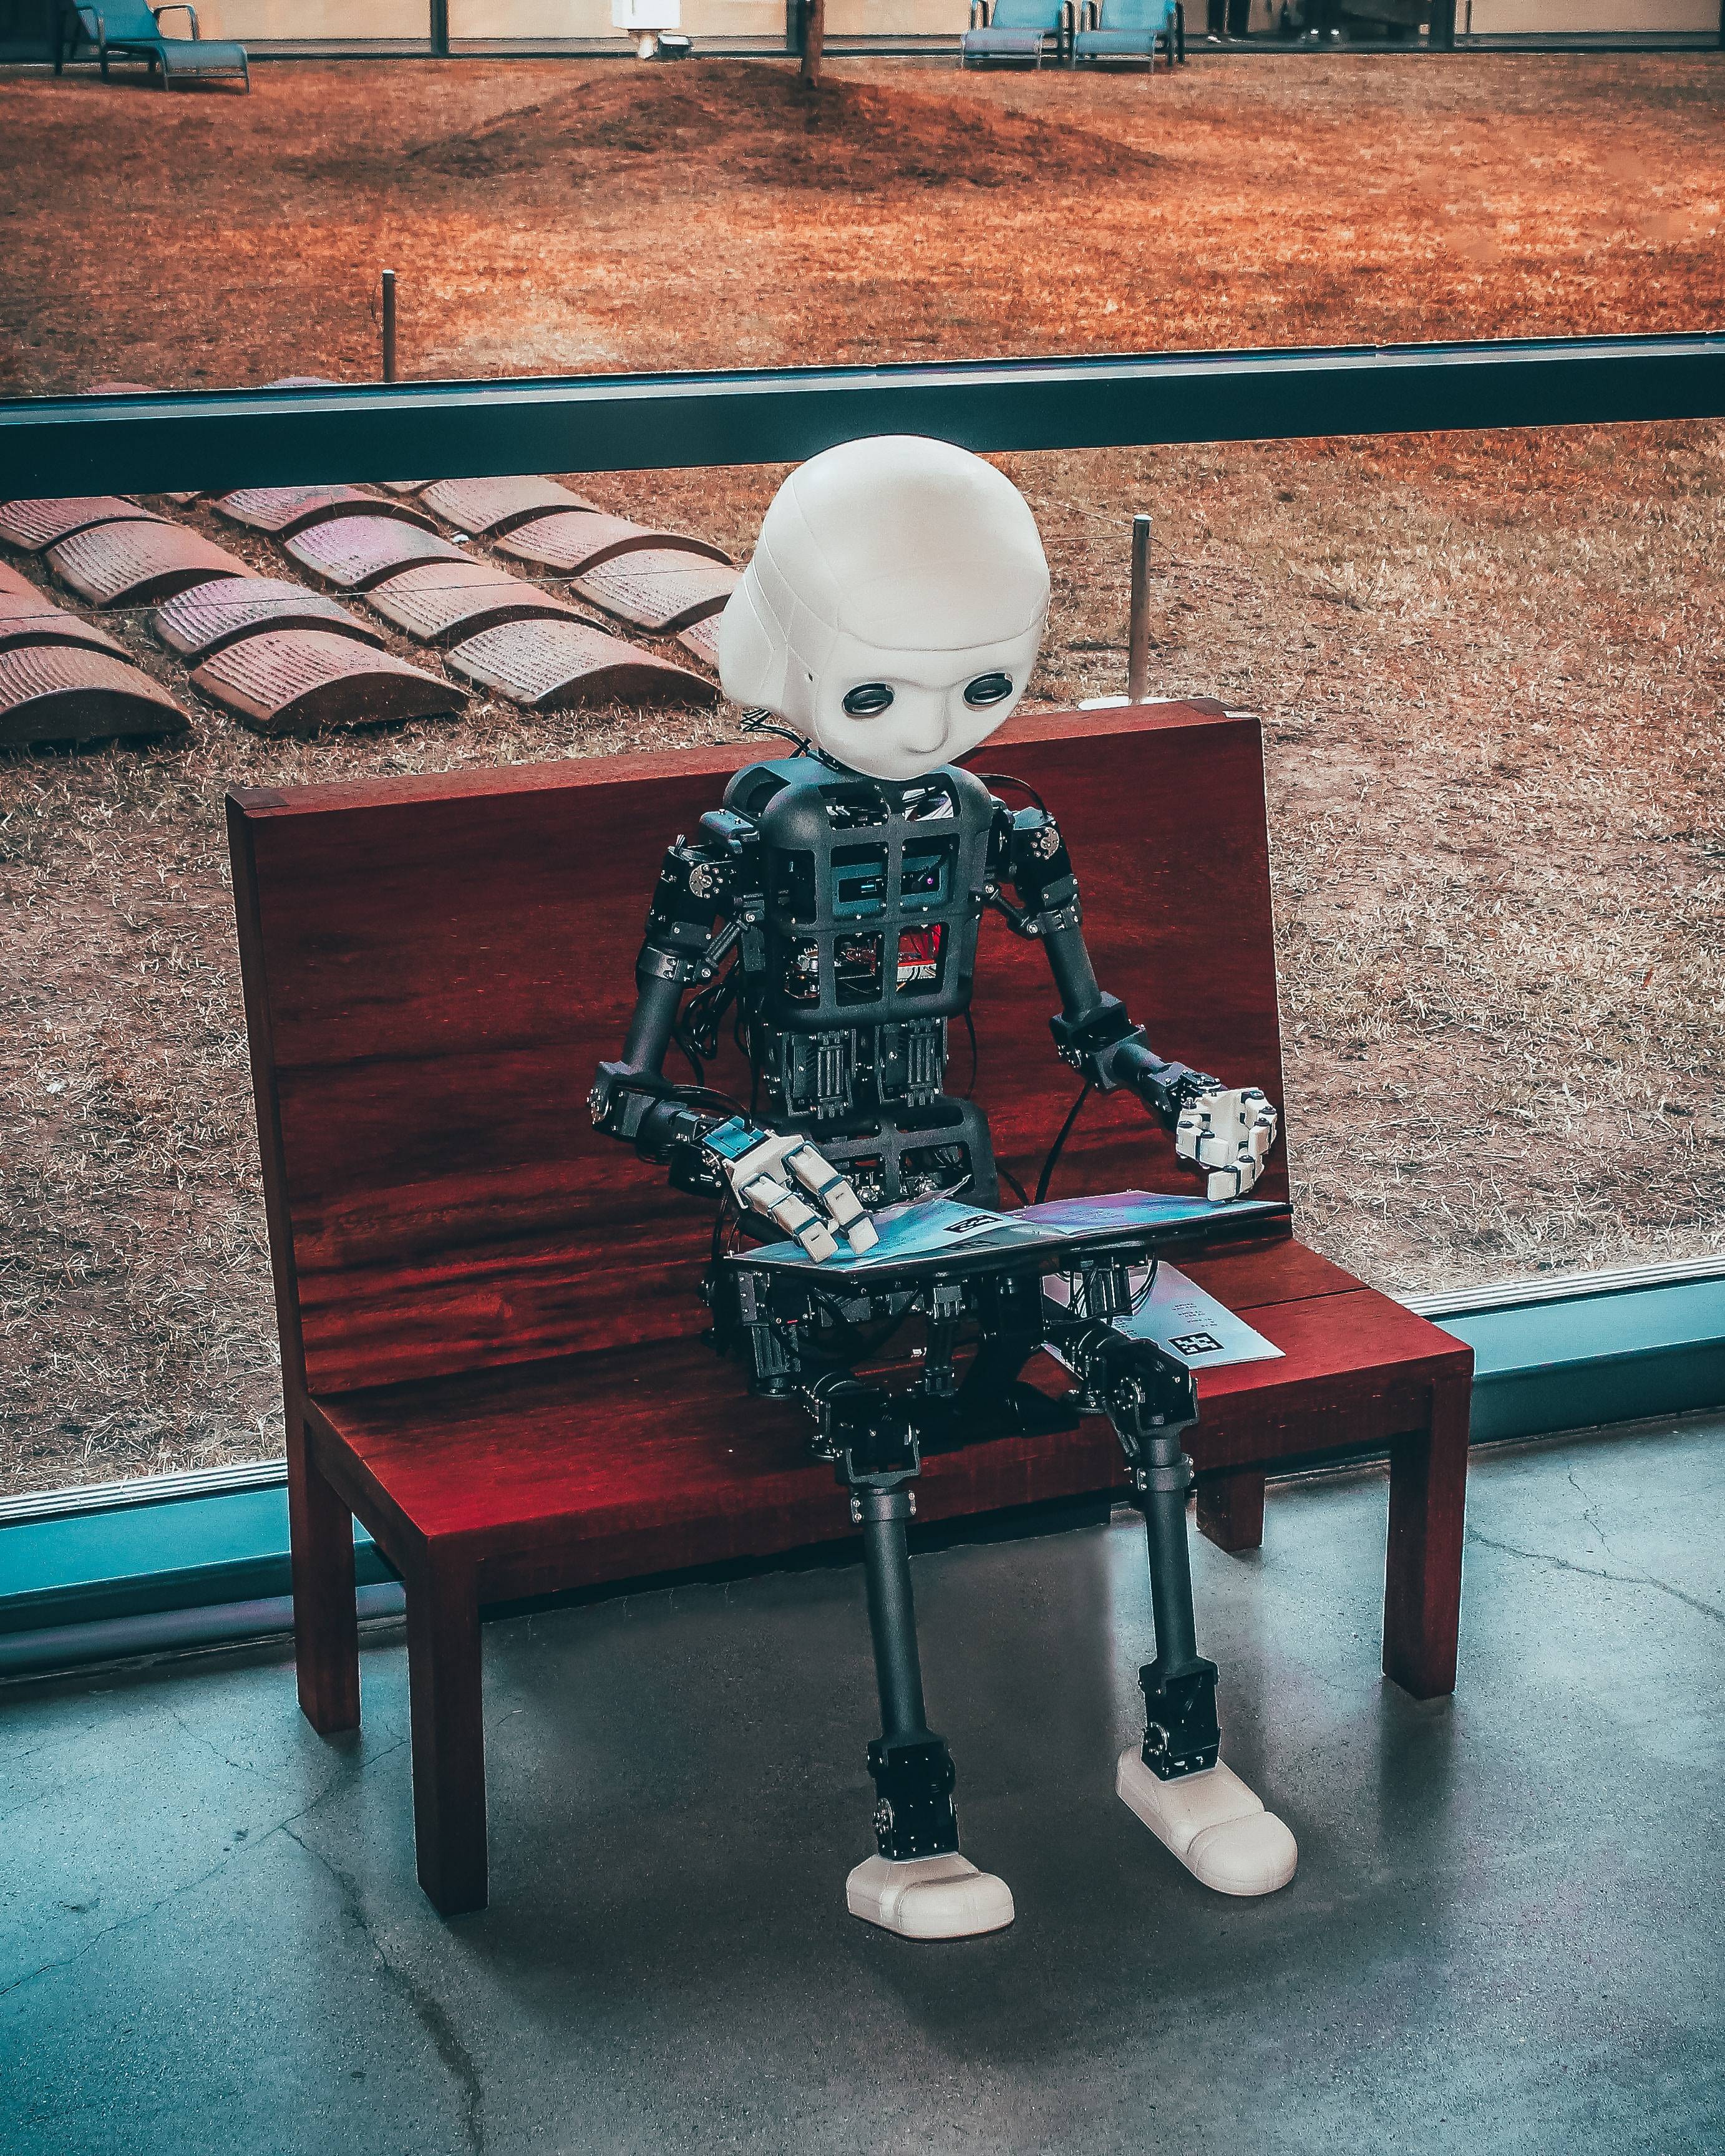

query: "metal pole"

left=858, top=1487, right=929, bottom=1741
left=429, top=0, right=449, bottom=55
left=1127, top=511, right=1152, bottom=704
left=381, top=270, right=397, bottom=386
left=1140, top=1438, right=1199, bottom=1673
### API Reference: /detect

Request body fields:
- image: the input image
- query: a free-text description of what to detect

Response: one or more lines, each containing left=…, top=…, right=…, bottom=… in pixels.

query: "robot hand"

left=703, top=1120, right=880, bottom=1264
left=1175, top=1087, right=1278, bottom=1203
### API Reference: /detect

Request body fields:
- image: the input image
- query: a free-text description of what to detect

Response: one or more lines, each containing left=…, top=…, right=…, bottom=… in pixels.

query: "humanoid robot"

left=590, top=436, right=1297, bottom=1939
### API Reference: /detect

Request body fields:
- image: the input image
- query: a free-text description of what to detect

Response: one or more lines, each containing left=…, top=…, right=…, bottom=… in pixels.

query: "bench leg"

left=1382, top=1374, right=1470, bottom=1699
left=406, top=1553, right=488, bottom=1917
left=1195, top=1467, right=1266, bottom=1553
left=288, top=1420, right=360, bottom=1735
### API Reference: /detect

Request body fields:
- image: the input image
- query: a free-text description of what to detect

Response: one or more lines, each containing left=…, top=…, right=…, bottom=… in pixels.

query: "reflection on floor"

left=3, top=1417, right=1721, bottom=2156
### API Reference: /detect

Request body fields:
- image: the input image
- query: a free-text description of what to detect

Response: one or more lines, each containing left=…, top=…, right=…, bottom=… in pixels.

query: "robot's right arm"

left=588, top=824, right=877, bottom=1261
left=587, top=825, right=744, bottom=1194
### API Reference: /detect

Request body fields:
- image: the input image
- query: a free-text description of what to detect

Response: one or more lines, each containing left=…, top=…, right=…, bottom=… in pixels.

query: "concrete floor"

left=2, top=1418, right=1722, bottom=2156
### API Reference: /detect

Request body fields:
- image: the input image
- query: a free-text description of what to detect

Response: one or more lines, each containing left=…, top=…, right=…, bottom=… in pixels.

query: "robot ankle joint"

left=1138, top=1658, right=1221, bottom=1780
left=868, top=1734, right=961, bottom=1860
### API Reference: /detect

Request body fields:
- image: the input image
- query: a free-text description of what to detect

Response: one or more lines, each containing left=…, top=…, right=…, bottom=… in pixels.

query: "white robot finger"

left=1228, top=1160, right=1265, bottom=1200
left=724, top=1130, right=801, bottom=1188
left=780, top=1142, right=880, bottom=1255
left=736, top=1170, right=839, bottom=1263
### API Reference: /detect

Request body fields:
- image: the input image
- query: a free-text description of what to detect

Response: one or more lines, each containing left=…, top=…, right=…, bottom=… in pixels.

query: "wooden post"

left=1127, top=512, right=1152, bottom=703
left=801, top=0, right=825, bottom=85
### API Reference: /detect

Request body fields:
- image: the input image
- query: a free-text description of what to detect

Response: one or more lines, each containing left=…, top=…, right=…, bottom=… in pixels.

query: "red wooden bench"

left=228, top=701, right=1472, bottom=1916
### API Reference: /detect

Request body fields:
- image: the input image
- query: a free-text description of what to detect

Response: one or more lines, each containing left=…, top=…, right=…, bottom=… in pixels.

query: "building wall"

left=195, top=0, right=432, bottom=36
left=826, top=0, right=969, bottom=31
left=1462, top=0, right=1715, bottom=26
left=0, top=0, right=54, bottom=46
left=63, top=0, right=1725, bottom=41
left=190, top=0, right=968, bottom=36
left=449, top=0, right=784, bottom=35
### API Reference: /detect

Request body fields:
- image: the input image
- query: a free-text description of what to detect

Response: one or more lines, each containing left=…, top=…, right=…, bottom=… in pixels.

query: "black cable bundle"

left=1034, top=1080, right=1094, bottom=1206
left=674, top=955, right=742, bottom=1085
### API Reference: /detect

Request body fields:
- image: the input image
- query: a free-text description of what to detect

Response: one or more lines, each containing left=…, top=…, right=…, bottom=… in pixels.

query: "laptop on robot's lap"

left=726, top=1189, right=1291, bottom=1292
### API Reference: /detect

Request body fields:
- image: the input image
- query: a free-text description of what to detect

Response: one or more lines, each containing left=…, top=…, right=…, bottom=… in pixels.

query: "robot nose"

left=897, top=700, right=948, bottom=755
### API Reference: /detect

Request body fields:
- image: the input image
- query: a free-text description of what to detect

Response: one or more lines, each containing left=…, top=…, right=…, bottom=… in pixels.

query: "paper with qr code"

left=1044, top=1261, right=1283, bottom=1370
left=1117, top=1263, right=1283, bottom=1369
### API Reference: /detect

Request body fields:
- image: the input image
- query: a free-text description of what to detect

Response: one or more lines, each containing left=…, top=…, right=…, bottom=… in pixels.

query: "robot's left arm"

left=991, top=804, right=1278, bottom=1202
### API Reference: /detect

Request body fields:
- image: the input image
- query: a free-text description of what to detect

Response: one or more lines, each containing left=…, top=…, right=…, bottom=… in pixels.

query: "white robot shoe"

left=1116, top=1748, right=1297, bottom=1897
left=845, top=1853, right=1016, bottom=1940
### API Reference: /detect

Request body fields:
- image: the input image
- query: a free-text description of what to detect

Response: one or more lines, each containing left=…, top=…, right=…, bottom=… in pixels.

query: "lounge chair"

left=961, top=0, right=1072, bottom=67
left=1072, top=0, right=1184, bottom=66
left=56, top=3, right=250, bottom=89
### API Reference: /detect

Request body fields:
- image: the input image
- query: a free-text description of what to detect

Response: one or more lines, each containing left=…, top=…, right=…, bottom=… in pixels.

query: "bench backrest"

left=229, top=702, right=1288, bottom=1407
left=92, top=5, right=170, bottom=39
left=1096, top=0, right=1175, bottom=28
left=987, top=0, right=1066, bottom=27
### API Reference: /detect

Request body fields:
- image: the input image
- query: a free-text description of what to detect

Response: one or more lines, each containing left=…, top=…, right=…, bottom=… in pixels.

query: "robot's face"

left=810, top=626, right=1044, bottom=783
left=717, top=435, right=1051, bottom=784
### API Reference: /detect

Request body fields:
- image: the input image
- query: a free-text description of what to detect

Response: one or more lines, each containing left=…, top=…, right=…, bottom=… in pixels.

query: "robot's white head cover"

left=717, top=435, right=1050, bottom=784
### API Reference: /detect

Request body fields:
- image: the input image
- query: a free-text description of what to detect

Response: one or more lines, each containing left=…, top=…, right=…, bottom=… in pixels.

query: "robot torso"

left=713, top=755, right=1002, bottom=1208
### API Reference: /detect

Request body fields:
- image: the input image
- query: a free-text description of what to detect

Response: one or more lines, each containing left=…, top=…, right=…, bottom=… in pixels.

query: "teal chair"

left=56, top=2, right=250, bottom=89
left=1072, top=0, right=1184, bottom=66
left=961, top=0, right=1074, bottom=66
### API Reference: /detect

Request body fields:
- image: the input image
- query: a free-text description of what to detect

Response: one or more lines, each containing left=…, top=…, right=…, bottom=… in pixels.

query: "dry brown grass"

left=3, top=55, right=1722, bottom=383
left=1, top=54, right=1722, bottom=1493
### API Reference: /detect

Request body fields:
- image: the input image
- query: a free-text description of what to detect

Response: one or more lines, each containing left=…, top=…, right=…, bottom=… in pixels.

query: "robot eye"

left=842, top=683, right=895, bottom=718
left=963, top=673, right=1013, bottom=707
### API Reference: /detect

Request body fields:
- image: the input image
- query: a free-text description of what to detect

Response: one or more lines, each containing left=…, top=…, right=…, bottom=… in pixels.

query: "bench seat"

left=962, top=27, right=1055, bottom=56
left=313, top=1235, right=1450, bottom=1571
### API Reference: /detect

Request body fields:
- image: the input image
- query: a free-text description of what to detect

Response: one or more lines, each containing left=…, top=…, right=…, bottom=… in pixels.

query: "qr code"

left=1169, top=1332, right=1223, bottom=1357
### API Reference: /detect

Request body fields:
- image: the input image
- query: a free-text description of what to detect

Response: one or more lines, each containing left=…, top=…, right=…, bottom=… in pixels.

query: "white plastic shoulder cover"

left=717, top=434, right=1051, bottom=783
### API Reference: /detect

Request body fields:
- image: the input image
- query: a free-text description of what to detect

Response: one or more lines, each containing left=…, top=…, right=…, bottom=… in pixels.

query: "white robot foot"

left=1116, top=1747, right=1297, bottom=1898
left=845, top=1853, right=1016, bottom=1940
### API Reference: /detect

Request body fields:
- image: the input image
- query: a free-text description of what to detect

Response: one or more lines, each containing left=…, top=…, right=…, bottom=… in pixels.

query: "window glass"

left=2, top=46, right=1720, bottom=1495
left=3, top=53, right=1718, bottom=396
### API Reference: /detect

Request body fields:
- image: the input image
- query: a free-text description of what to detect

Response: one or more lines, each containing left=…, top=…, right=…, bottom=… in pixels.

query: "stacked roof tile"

left=1, top=429, right=744, bottom=746
left=0, top=555, right=185, bottom=744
